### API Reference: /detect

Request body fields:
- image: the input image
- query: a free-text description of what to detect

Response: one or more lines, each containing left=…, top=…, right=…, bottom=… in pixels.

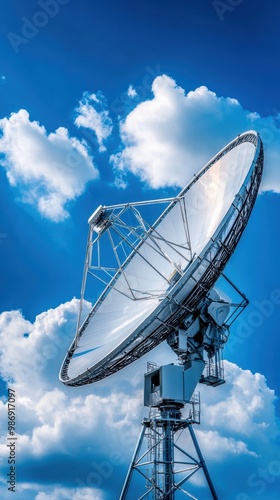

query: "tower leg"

left=188, top=424, right=218, bottom=500
left=119, top=424, right=146, bottom=500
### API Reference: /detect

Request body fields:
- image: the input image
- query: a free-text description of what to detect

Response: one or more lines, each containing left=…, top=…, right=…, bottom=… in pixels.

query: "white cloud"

left=74, top=91, right=113, bottom=152
left=0, top=483, right=104, bottom=500
left=0, top=300, right=142, bottom=498
left=0, top=110, right=99, bottom=221
left=127, top=85, right=137, bottom=98
left=0, top=299, right=90, bottom=395
left=35, top=487, right=104, bottom=500
left=196, top=429, right=257, bottom=461
left=0, top=301, right=279, bottom=499
left=198, top=361, right=278, bottom=451
left=111, top=75, right=280, bottom=193
left=2, top=77, right=278, bottom=223
left=200, top=362, right=278, bottom=439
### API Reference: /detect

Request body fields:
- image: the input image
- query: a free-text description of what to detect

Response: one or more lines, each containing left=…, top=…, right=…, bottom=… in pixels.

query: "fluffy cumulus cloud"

left=0, top=300, right=143, bottom=500
left=193, top=363, right=280, bottom=499
left=0, top=299, right=90, bottom=395
left=2, top=76, right=279, bottom=223
left=0, top=300, right=279, bottom=499
left=201, top=362, right=278, bottom=439
left=74, top=91, right=113, bottom=152
left=0, top=110, right=99, bottom=221
left=111, top=74, right=280, bottom=193
left=35, top=487, right=104, bottom=500
left=2, top=484, right=104, bottom=500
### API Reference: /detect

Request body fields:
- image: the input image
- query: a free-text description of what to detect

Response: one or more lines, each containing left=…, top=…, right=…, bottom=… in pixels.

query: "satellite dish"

left=60, top=130, right=263, bottom=387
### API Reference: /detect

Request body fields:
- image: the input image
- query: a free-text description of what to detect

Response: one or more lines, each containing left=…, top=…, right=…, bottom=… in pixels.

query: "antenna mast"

left=120, top=366, right=217, bottom=500
left=119, top=282, right=247, bottom=499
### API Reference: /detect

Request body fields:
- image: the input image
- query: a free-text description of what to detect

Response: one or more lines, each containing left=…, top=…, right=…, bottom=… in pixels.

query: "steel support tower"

left=119, top=383, right=217, bottom=500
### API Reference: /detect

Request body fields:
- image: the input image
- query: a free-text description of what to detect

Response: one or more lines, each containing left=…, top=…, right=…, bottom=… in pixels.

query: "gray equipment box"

left=144, top=361, right=205, bottom=407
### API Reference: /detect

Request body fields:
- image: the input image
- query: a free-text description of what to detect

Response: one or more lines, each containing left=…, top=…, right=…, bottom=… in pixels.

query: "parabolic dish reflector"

left=60, top=131, right=263, bottom=386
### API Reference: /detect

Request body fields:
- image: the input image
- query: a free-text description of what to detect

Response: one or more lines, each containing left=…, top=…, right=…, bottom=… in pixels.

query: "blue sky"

left=0, top=0, right=280, bottom=498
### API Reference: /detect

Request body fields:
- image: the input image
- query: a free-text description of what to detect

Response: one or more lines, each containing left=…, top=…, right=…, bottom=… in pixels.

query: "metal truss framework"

left=74, top=195, right=193, bottom=339
left=119, top=401, right=217, bottom=500
left=85, top=196, right=192, bottom=301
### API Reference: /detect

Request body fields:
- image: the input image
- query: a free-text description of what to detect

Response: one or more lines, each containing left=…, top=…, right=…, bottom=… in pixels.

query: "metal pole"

left=163, top=420, right=174, bottom=500
left=188, top=424, right=218, bottom=500
left=119, top=423, right=146, bottom=500
left=74, top=225, right=93, bottom=348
